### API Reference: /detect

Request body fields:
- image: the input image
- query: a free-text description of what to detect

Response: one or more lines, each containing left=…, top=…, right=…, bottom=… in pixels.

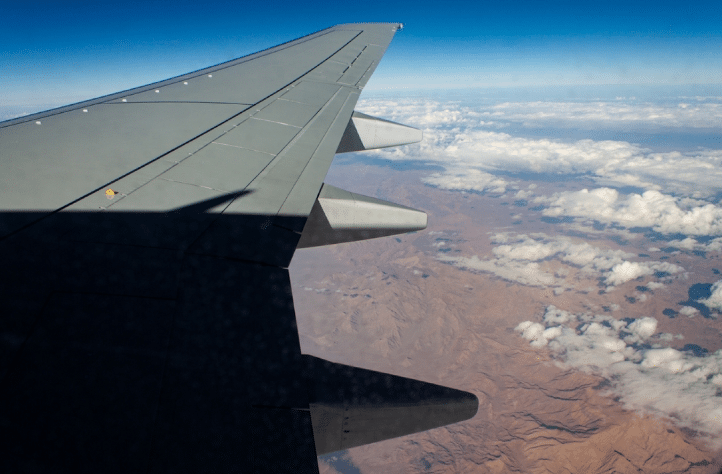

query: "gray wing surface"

left=0, top=24, right=391, bottom=241
left=0, top=23, right=477, bottom=473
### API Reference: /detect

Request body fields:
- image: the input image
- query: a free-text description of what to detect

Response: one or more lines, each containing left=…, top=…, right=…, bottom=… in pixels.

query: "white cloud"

left=537, top=188, right=722, bottom=236
left=486, top=100, right=722, bottom=130
left=627, top=317, right=658, bottom=340
left=641, top=347, right=687, bottom=370
left=438, top=254, right=559, bottom=288
left=666, top=237, right=698, bottom=250
left=421, top=168, right=510, bottom=194
left=358, top=97, right=722, bottom=132
left=605, top=261, right=684, bottom=287
left=516, top=306, right=722, bottom=447
left=667, top=236, right=722, bottom=253
left=514, top=189, right=533, bottom=199
left=605, top=261, right=653, bottom=286
left=679, top=306, right=699, bottom=317
left=699, top=280, right=722, bottom=311
left=356, top=98, right=722, bottom=200
left=440, top=233, right=682, bottom=291
left=515, top=321, right=561, bottom=348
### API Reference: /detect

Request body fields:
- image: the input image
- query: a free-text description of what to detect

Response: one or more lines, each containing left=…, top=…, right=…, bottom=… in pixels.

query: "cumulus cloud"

left=438, top=232, right=683, bottom=291
left=679, top=306, right=699, bottom=317
left=626, top=317, right=658, bottom=342
left=537, top=188, right=722, bottom=237
left=665, top=236, right=722, bottom=253
left=421, top=168, right=510, bottom=194
left=516, top=306, right=722, bottom=447
left=515, top=321, right=563, bottom=348
left=605, top=261, right=684, bottom=287
left=605, top=261, right=654, bottom=286
left=699, top=280, right=722, bottom=311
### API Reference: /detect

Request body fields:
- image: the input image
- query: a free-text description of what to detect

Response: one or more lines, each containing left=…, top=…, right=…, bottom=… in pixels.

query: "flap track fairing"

left=297, top=184, right=427, bottom=248
left=336, top=111, right=422, bottom=153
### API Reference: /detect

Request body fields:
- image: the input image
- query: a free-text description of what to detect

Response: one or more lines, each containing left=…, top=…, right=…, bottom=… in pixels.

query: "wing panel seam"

left=239, top=87, right=348, bottom=193
left=275, top=90, right=357, bottom=215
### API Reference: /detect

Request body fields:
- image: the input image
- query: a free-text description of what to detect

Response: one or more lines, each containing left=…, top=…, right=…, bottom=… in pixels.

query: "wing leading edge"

left=0, top=23, right=478, bottom=473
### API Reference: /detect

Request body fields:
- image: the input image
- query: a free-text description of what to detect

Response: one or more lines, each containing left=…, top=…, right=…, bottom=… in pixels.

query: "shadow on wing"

left=0, top=193, right=478, bottom=474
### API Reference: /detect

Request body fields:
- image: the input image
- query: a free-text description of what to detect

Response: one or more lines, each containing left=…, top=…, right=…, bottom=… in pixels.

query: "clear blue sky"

left=2, top=0, right=721, bottom=111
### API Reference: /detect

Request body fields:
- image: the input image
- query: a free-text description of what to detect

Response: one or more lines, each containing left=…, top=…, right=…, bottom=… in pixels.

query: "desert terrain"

left=290, top=158, right=722, bottom=473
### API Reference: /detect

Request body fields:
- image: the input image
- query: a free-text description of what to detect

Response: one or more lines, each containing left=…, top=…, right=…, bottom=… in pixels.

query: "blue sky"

left=2, top=0, right=721, bottom=111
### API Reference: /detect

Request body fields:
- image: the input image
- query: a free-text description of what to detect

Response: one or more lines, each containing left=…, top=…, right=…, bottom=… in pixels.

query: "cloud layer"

left=359, top=97, right=722, bottom=131
left=438, top=232, right=683, bottom=291
left=486, top=100, right=722, bottom=130
left=357, top=98, right=722, bottom=201
left=516, top=306, right=722, bottom=447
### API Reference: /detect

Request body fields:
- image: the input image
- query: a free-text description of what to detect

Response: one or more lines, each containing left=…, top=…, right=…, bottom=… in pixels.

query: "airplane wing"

left=0, top=23, right=478, bottom=473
